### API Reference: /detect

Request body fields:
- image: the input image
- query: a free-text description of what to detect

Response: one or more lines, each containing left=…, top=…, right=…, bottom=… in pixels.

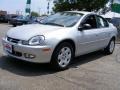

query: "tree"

left=112, top=3, right=120, bottom=13
left=31, top=11, right=39, bottom=17
left=53, top=0, right=108, bottom=12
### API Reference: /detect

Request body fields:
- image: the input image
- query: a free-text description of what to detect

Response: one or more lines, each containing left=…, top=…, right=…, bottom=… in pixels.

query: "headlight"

left=22, top=35, right=45, bottom=45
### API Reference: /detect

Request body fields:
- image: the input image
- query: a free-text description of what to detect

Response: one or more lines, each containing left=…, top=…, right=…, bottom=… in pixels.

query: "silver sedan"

left=2, top=11, right=117, bottom=70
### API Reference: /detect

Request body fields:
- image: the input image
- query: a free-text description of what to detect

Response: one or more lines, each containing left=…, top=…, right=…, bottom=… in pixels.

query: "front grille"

left=7, top=50, right=22, bottom=57
left=7, top=37, right=20, bottom=44
left=12, top=51, right=22, bottom=57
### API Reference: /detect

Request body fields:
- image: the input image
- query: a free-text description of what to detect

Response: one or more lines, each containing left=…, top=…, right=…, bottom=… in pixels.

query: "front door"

left=77, top=15, right=100, bottom=55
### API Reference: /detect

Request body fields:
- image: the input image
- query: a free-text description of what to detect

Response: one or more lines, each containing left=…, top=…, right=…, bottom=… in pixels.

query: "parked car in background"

left=2, top=11, right=117, bottom=70
left=0, top=15, right=5, bottom=22
left=6, top=14, right=18, bottom=23
left=110, top=17, right=120, bottom=29
left=0, top=15, right=8, bottom=23
left=110, top=17, right=120, bottom=40
left=28, top=16, right=38, bottom=24
left=105, top=17, right=120, bottom=40
left=9, top=15, right=38, bottom=27
left=9, top=15, right=29, bottom=27
left=36, top=16, right=48, bottom=23
left=0, top=14, right=18, bottom=23
left=105, top=17, right=120, bottom=29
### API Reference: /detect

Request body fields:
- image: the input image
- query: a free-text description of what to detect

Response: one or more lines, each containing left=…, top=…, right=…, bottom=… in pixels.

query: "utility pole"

left=38, top=8, right=41, bottom=16
left=26, top=0, right=31, bottom=15
left=47, top=0, right=51, bottom=15
left=111, top=0, right=114, bottom=4
left=109, top=0, right=114, bottom=6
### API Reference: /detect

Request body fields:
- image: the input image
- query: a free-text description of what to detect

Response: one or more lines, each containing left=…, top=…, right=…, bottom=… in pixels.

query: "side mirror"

left=78, top=24, right=92, bottom=31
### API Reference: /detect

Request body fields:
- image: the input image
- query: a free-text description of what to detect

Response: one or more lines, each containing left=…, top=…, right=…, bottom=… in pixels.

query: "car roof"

left=65, top=11, right=95, bottom=15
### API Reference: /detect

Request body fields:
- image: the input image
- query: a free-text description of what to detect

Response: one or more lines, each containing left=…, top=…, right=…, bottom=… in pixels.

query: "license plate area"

left=4, top=43, right=13, bottom=53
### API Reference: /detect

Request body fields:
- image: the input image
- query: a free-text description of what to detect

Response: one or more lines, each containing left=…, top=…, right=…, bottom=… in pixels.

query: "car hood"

left=7, top=24, right=65, bottom=40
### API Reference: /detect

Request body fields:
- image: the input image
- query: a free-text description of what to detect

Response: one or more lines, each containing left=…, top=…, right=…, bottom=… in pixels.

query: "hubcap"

left=58, top=47, right=72, bottom=68
left=110, top=40, right=115, bottom=53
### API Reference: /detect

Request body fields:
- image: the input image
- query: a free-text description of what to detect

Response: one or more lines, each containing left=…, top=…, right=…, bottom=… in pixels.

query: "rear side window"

left=96, top=16, right=109, bottom=28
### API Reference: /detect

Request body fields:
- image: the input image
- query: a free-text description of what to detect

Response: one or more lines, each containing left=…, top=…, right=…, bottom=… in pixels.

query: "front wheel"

left=51, top=42, right=74, bottom=70
left=104, top=39, right=115, bottom=54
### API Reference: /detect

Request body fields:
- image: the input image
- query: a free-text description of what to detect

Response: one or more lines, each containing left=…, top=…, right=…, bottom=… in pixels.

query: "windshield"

left=40, top=12, right=83, bottom=27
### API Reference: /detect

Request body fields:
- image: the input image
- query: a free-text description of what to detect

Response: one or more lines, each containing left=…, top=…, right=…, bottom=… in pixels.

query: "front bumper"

left=2, top=38, right=53, bottom=63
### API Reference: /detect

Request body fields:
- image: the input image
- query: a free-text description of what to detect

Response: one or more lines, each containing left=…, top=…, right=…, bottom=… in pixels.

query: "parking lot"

left=0, top=23, right=120, bottom=90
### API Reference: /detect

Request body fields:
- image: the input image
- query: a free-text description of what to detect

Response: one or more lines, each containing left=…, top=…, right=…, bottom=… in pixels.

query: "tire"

left=51, top=42, right=74, bottom=70
left=104, top=38, right=115, bottom=55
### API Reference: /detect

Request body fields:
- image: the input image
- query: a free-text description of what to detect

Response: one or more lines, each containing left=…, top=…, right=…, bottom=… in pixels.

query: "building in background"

left=0, top=10, right=7, bottom=16
left=0, top=10, right=7, bottom=22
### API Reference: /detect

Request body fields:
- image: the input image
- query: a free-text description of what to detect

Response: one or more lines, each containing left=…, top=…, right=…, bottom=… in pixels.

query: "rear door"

left=95, top=15, right=110, bottom=49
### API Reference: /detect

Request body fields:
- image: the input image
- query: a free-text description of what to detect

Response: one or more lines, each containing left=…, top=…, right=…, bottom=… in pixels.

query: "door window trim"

left=79, top=14, right=98, bottom=30
left=95, top=15, right=109, bottom=29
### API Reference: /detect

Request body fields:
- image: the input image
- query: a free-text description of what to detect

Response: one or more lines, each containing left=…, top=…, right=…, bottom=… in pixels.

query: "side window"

left=96, top=16, right=109, bottom=28
left=81, top=15, right=97, bottom=29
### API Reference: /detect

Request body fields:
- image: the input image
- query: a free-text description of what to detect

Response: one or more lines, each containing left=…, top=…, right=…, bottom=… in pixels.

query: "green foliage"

left=112, top=3, right=120, bottom=13
left=53, top=0, right=108, bottom=12
left=31, top=11, right=39, bottom=17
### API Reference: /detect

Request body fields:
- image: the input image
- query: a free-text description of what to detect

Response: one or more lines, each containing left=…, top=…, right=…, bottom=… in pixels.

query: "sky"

left=0, top=0, right=120, bottom=15
left=114, top=0, right=120, bottom=3
left=0, top=0, right=54, bottom=15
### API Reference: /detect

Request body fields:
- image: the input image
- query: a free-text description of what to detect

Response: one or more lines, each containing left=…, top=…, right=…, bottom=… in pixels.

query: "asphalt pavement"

left=0, top=24, right=120, bottom=90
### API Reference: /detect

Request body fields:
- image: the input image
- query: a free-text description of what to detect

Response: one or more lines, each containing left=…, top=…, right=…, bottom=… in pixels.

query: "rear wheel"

left=51, top=42, right=74, bottom=70
left=104, top=39, right=115, bottom=54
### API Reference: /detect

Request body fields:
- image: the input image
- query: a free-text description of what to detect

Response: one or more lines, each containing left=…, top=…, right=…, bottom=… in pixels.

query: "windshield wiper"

left=44, top=22, right=65, bottom=27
